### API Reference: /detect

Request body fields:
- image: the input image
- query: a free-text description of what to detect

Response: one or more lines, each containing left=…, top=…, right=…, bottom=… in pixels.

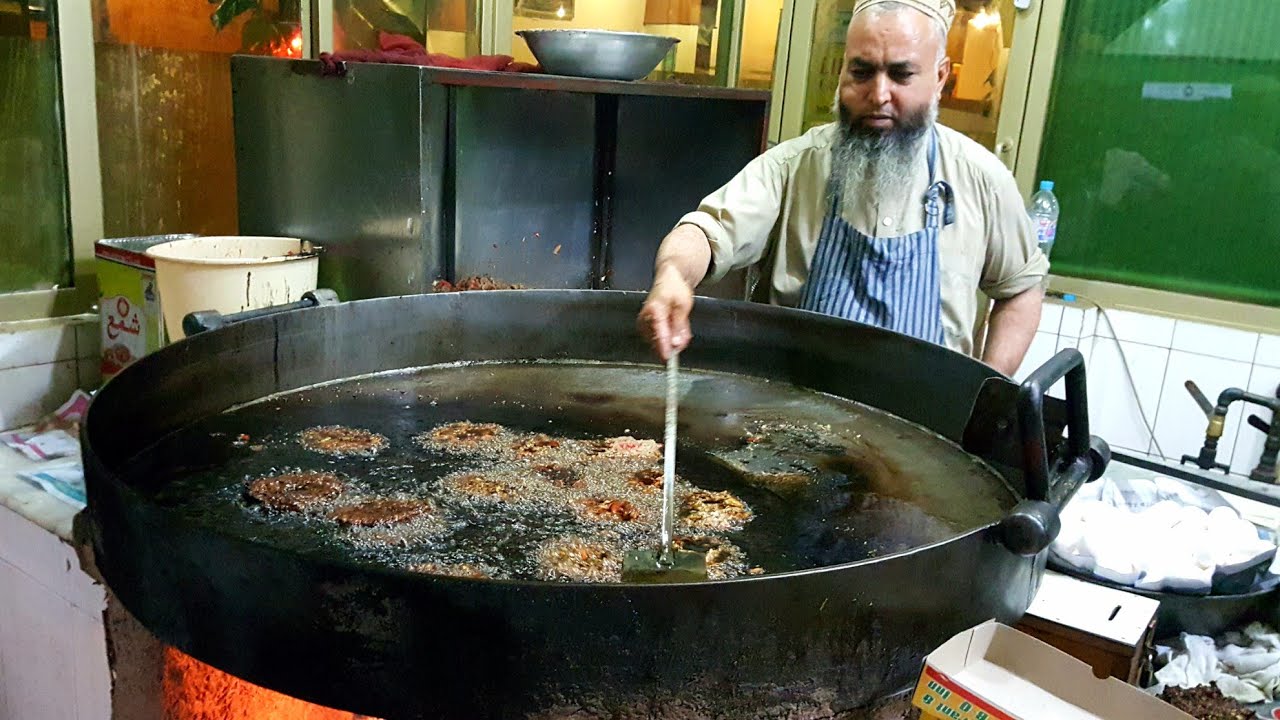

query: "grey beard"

left=832, top=103, right=936, bottom=220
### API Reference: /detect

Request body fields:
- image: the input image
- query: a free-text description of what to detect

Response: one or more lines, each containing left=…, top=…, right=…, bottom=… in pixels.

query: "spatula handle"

left=660, top=353, right=679, bottom=564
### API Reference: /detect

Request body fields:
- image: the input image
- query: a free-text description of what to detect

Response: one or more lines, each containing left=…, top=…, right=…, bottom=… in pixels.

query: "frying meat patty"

left=512, top=434, right=561, bottom=458
left=590, top=436, right=662, bottom=461
left=533, top=463, right=583, bottom=489
left=538, top=537, right=622, bottom=583
left=431, top=276, right=525, bottom=292
left=245, top=471, right=344, bottom=512
left=448, top=473, right=516, bottom=502
left=575, top=497, right=639, bottom=523
left=409, top=562, right=491, bottom=579
left=681, top=490, right=753, bottom=531
left=627, top=467, right=663, bottom=492
left=672, top=534, right=748, bottom=580
left=299, top=425, right=388, bottom=457
left=423, top=421, right=503, bottom=448
left=329, top=498, right=432, bottom=527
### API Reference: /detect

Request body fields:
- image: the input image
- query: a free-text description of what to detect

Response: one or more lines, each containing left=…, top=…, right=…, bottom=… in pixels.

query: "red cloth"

left=319, top=32, right=541, bottom=75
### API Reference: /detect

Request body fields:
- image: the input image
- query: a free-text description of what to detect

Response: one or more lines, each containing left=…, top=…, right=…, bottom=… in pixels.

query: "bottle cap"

left=1040, top=180, right=1055, bottom=191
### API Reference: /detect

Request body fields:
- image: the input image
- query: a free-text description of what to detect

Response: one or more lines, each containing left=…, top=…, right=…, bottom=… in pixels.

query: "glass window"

left=509, top=0, right=736, bottom=86
left=0, top=0, right=72, bottom=293
left=1037, top=0, right=1280, bottom=306
left=737, top=0, right=782, bottom=89
left=92, top=0, right=302, bottom=237
left=938, top=0, right=1016, bottom=149
left=334, top=0, right=479, bottom=56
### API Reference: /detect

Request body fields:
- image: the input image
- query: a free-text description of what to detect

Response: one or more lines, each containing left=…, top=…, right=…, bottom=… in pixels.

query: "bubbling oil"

left=125, top=361, right=1015, bottom=582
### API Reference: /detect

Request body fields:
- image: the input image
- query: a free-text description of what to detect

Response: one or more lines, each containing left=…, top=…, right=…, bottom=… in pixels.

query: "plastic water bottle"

left=1028, top=180, right=1059, bottom=259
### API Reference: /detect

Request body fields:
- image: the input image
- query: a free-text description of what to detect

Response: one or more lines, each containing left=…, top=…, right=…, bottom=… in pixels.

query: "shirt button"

left=882, top=217, right=894, bottom=227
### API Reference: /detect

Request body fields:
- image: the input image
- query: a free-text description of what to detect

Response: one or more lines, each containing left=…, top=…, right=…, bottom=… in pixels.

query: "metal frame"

left=0, top=0, right=103, bottom=322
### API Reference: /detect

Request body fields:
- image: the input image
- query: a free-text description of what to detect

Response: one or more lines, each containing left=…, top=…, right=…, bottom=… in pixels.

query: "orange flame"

left=163, top=647, right=376, bottom=719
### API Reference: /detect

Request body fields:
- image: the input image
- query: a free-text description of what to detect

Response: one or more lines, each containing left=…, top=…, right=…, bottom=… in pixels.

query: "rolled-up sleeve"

left=979, top=171, right=1050, bottom=299
left=676, top=151, right=787, bottom=286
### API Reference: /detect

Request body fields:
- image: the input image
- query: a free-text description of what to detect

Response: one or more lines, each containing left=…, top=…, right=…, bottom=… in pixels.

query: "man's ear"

left=936, top=55, right=951, bottom=96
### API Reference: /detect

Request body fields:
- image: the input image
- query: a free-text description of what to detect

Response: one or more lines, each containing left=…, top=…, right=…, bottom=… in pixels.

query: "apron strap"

left=923, top=128, right=956, bottom=228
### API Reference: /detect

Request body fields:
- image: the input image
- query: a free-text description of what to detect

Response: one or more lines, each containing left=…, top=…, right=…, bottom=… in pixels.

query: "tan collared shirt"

left=678, top=122, right=1049, bottom=356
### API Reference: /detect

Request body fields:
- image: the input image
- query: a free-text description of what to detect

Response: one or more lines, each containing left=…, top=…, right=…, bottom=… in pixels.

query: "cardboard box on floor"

left=1016, top=571, right=1160, bottom=684
left=912, top=621, right=1193, bottom=720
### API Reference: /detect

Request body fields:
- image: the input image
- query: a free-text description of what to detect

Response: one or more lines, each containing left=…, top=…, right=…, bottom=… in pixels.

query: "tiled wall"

left=0, top=314, right=101, bottom=430
left=1015, top=300, right=1280, bottom=481
left=0, top=502, right=111, bottom=720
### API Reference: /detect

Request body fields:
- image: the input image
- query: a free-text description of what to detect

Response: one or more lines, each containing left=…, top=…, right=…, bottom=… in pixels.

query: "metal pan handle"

left=999, top=349, right=1110, bottom=556
left=183, top=289, right=341, bottom=337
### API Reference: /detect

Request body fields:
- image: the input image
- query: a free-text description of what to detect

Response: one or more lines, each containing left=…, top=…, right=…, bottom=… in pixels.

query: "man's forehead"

left=845, top=7, right=942, bottom=60
left=851, top=0, right=956, bottom=31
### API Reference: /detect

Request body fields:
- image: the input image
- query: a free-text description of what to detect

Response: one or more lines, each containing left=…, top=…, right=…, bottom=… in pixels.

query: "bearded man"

left=637, top=0, right=1048, bottom=376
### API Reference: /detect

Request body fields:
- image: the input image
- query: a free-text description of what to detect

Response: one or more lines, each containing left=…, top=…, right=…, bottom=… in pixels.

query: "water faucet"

left=1182, top=381, right=1280, bottom=483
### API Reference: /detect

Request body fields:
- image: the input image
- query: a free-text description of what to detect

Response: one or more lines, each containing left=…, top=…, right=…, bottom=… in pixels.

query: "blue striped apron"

left=798, top=128, right=955, bottom=345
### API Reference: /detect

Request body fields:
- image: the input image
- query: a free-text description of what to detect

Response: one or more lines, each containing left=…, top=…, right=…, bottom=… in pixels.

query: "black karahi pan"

left=83, top=290, right=1107, bottom=719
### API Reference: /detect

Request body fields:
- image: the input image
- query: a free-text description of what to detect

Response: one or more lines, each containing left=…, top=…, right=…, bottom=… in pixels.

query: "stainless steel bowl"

left=516, top=29, right=679, bottom=82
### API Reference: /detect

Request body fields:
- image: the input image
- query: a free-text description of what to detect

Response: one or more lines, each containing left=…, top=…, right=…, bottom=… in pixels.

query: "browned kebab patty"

left=329, top=498, right=433, bottom=527
left=431, top=276, right=525, bottom=292
left=680, top=489, right=753, bottom=531
left=627, top=467, right=663, bottom=492
left=448, top=473, right=517, bottom=502
left=537, top=537, right=622, bottom=582
left=587, top=436, right=662, bottom=461
left=245, top=471, right=345, bottom=512
left=1158, top=685, right=1253, bottom=720
left=533, top=463, right=583, bottom=489
left=575, top=497, right=640, bottom=523
left=298, top=425, right=388, bottom=456
left=512, top=434, right=560, bottom=458
left=672, top=534, right=749, bottom=580
left=408, top=562, right=491, bottom=579
left=425, top=421, right=502, bottom=447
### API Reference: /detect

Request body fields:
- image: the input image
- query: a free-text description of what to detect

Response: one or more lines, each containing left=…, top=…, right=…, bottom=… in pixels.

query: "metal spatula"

left=622, top=353, right=708, bottom=583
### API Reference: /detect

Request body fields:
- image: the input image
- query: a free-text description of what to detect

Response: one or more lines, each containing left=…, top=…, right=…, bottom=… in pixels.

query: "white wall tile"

left=0, top=505, right=106, bottom=614
left=0, top=562, right=79, bottom=720
left=1172, top=320, right=1260, bottom=363
left=1060, top=307, right=1087, bottom=340
left=1086, top=337, right=1168, bottom=454
left=1094, top=308, right=1177, bottom=348
left=0, top=326, right=77, bottom=372
left=70, top=607, right=112, bottom=720
left=1231, top=365, right=1280, bottom=479
left=75, top=317, right=101, bottom=361
left=1080, top=307, right=1098, bottom=338
left=0, top=361, right=78, bottom=431
left=1038, top=303, right=1064, bottom=334
left=1257, top=333, right=1280, bottom=368
left=1151, top=351, right=1253, bottom=466
left=78, top=356, right=103, bottom=391
left=1014, top=332, right=1059, bottom=384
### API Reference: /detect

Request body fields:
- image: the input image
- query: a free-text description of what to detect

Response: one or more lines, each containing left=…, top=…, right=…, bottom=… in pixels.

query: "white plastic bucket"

left=146, top=236, right=320, bottom=340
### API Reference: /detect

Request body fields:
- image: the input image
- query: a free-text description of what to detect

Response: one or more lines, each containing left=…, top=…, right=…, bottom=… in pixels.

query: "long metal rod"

left=659, top=353, right=679, bottom=566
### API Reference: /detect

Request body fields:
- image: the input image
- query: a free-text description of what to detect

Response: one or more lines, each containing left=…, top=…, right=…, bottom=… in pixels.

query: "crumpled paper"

left=1154, top=623, right=1280, bottom=704
left=2, top=389, right=92, bottom=461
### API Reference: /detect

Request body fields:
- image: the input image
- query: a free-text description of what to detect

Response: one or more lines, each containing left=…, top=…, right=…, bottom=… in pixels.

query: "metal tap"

left=1182, top=381, right=1280, bottom=483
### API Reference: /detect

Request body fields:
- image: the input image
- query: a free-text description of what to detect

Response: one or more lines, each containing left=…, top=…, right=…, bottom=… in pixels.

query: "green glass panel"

left=0, top=1, right=72, bottom=293
left=1037, top=0, right=1280, bottom=307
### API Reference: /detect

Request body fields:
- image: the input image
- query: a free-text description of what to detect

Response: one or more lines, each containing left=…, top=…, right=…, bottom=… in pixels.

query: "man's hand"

left=637, top=224, right=713, bottom=360
left=638, top=265, right=695, bottom=360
